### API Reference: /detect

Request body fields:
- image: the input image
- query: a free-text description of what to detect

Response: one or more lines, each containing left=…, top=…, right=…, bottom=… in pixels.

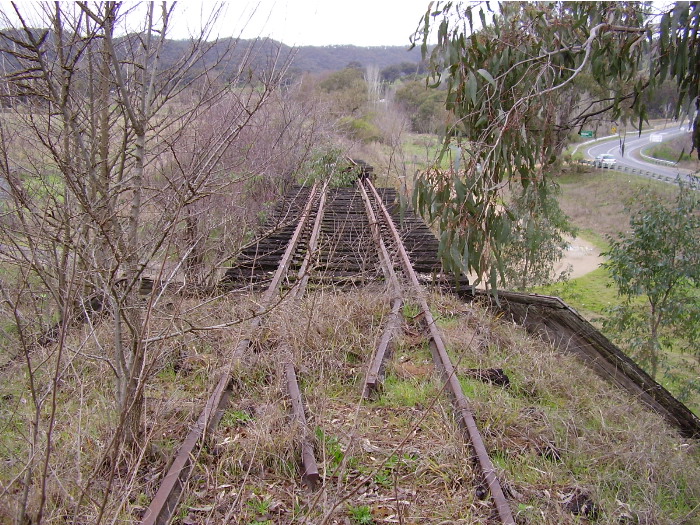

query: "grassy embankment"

left=541, top=166, right=699, bottom=414
left=641, top=133, right=700, bottom=171
left=374, top=132, right=698, bottom=414
left=1, top=132, right=699, bottom=522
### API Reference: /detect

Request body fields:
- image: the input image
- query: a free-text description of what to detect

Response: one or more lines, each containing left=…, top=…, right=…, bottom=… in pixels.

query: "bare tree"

left=0, top=2, right=315, bottom=522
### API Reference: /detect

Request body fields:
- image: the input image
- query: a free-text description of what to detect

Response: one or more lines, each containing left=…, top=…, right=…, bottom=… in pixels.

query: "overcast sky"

left=0, top=0, right=435, bottom=47
left=173, top=0, right=434, bottom=47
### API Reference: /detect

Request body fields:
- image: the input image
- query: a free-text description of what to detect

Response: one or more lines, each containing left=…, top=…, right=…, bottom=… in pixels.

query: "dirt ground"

left=468, top=235, right=604, bottom=288
left=554, top=235, right=605, bottom=279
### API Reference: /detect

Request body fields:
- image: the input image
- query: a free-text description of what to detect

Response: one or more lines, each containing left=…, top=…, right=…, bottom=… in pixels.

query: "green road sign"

left=580, top=130, right=594, bottom=138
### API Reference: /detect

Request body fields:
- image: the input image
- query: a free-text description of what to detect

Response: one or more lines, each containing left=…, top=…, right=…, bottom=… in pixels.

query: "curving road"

left=585, top=127, right=697, bottom=184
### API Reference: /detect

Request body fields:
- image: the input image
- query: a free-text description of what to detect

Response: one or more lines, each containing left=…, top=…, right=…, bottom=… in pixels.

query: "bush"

left=338, top=116, right=384, bottom=143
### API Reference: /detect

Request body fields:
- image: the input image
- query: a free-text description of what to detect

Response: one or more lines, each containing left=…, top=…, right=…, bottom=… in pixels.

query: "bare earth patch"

left=554, top=236, right=605, bottom=280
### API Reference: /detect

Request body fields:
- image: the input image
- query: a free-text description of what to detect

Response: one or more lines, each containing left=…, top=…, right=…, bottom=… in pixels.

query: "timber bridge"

left=139, top=171, right=700, bottom=525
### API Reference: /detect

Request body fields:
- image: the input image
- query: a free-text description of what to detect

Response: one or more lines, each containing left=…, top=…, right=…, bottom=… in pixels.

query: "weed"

left=378, top=375, right=437, bottom=408
left=156, top=364, right=177, bottom=381
left=220, top=409, right=253, bottom=428
left=315, top=427, right=345, bottom=468
left=373, top=453, right=402, bottom=488
left=348, top=504, right=374, bottom=525
left=246, top=495, right=271, bottom=515
left=402, top=302, right=421, bottom=319
left=374, top=470, right=392, bottom=488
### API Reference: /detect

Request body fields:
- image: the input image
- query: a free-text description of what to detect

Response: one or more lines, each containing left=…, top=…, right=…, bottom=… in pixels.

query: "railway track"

left=141, top=178, right=521, bottom=524
left=140, top=174, right=699, bottom=524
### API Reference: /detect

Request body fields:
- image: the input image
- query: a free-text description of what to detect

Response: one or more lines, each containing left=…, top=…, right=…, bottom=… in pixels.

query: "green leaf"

left=467, top=71, right=477, bottom=104
left=477, top=68, right=497, bottom=89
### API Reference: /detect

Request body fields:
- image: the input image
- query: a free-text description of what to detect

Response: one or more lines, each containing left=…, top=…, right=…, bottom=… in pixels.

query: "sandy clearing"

left=554, top=235, right=605, bottom=280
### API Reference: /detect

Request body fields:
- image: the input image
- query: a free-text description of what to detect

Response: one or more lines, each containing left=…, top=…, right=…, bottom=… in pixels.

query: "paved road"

left=585, top=127, right=697, bottom=183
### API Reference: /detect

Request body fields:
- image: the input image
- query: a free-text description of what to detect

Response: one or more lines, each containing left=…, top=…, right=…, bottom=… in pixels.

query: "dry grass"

left=2, top=287, right=698, bottom=524
left=555, top=167, right=679, bottom=242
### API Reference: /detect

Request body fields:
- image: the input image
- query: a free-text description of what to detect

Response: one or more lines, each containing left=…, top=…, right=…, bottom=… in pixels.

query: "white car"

left=594, top=154, right=616, bottom=168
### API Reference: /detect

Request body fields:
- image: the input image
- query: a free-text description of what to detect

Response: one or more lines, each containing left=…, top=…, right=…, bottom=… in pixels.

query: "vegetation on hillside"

left=541, top=169, right=700, bottom=414
left=410, top=1, right=699, bottom=290
left=0, top=1, right=698, bottom=524
left=2, top=289, right=697, bottom=523
left=603, top=186, right=699, bottom=380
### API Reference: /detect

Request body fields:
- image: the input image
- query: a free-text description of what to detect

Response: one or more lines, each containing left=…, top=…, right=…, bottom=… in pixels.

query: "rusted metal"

left=291, top=181, right=328, bottom=299
left=142, top=185, right=320, bottom=525
left=364, top=179, right=515, bottom=524
left=357, top=179, right=403, bottom=397
left=141, top=374, right=231, bottom=525
left=285, top=360, right=321, bottom=488
left=357, top=179, right=400, bottom=290
left=363, top=297, right=402, bottom=398
left=282, top=183, right=326, bottom=488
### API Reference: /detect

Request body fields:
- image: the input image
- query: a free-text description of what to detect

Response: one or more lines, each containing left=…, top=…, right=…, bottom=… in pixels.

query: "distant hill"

left=161, top=37, right=425, bottom=76
left=0, top=30, right=424, bottom=87
left=286, top=43, right=423, bottom=73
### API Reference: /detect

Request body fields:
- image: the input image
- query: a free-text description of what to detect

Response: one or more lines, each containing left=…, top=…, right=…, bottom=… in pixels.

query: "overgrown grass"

left=644, top=142, right=693, bottom=162
left=2, top=260, right=699, bottom=522
left=544, top=167, right=700, bottom=413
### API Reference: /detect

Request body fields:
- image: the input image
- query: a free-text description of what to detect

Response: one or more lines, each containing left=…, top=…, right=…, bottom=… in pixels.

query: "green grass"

left=575, top=228, right=610, bottom=252
left=315, top=427, right=346, bottom=469
left=347, top=504, right=374, bottom=525
left=643, top=142, right=693, bottom=162
left=377, top=375, right=437, bottom=407
left=534, top=267, right=619, bottom=317
left=220, top=409, right=253, bottom=428
left=246, top=495, right=272, bottom=516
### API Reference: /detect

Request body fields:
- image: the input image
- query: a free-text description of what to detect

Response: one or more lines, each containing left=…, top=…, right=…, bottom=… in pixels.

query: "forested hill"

left=0, top=29, right=423, bottom=79
left=160, top=37, right=424, bottom=74
left=286, top=42, right=423, bottom=72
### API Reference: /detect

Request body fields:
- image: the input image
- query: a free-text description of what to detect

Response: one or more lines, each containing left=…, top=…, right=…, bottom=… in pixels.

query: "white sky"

left=173, top=0, right=435, bottom=46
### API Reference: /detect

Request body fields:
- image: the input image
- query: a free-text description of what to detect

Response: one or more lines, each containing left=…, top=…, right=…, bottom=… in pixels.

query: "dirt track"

left=554, top=236, right=605, bottom=279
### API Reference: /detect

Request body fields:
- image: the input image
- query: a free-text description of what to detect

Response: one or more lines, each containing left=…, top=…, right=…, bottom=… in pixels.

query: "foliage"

left=394, top=80, right=448, bottom=133
left=297, top=147, right=362, bottom=187
left=338, top=116, right=384, bottom=143
left=644, top=141, right=694, bottom=163
left=602, top=186, right=700, bottom=379
left=501, top=182, right=577, bottom=291
left=380, top=61, right=426, bottom=83
left=319, top=67, right=368, bottom=116
left=410, top=1, right=699, bottom=290
left=642, top=79, right=681, bottom=120
left=347, top=504, right=374, bottom=525
left=657, top=2, right=700, bottom=158
left=0, top=2, right=312, bottom=521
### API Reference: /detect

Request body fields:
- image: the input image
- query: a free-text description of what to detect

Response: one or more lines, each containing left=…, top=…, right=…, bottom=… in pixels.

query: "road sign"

left=649, top=133, right=663, bottom=143
left=611, top=126, right=617, bottom=133
left=580, top=130, right=594, bottom=138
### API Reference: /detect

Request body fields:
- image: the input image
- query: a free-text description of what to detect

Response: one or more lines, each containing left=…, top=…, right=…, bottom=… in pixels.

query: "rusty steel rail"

left=290, top=183, right=327, bottom=300
left=285, top=361, right=320, bottom=488
left=141, top=184, right=321, bottom=525
left=363, top=296, right=402, bottom=398
left=357, top=180, right=403, bottom=397
left=363, top=179, right=516, bottom=524
left=282, top=180, right=328, bottom=488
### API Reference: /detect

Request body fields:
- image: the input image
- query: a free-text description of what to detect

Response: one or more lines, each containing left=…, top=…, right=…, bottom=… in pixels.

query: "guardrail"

left=577, top=159, right=699, bottom=189
left=638, top=149, right=678, bottom=166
